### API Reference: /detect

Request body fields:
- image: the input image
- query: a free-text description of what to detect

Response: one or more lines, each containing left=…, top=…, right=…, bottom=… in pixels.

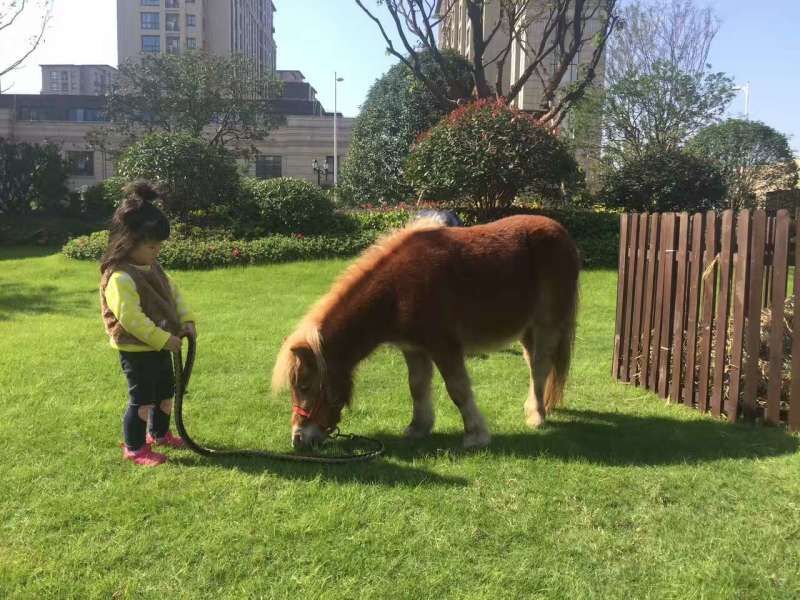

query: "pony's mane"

left=271, top=217, right=444, bottom=393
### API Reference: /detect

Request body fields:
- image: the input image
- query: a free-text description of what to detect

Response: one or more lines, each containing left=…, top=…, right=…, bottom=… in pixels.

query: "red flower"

left=232, top=248, right=241, bottom=258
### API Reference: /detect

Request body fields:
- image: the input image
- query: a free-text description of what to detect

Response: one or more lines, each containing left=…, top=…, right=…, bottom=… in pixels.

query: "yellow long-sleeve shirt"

left=104, top=266, right=195, bottom=352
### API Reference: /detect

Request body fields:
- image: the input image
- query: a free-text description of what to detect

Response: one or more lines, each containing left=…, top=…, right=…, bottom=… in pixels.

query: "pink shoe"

left=146, top=430, right=186, bottom=449
left=122, top=444, right=167, bottom=467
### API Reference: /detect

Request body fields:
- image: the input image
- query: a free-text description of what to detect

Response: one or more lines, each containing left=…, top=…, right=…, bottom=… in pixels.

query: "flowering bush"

left=405, top=99, right=581, bottom=213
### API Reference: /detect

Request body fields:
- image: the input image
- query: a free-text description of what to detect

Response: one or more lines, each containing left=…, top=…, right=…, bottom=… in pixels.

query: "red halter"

left=292, top=399, right=337, bottom=433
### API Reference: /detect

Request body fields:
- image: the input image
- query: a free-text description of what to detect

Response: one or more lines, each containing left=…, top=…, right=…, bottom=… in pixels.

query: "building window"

left=255, top=155, right=282, bottom=179
left=141, top=35, right=161, bottom=53
left=165, top=0, right=179, bottom=7
left=186, top=37, right=197, bottom=49
left=186, top=14, right=196, bottom=27
left=49, top=82, right=60, bottom=91
left=141, top=12, right=160, bottom=30
left=165, top=13, right=180, bottom=31
left=141, top=0, right=159, bottom=5
left=166, top=36, right=180, bottom=54
left=49, top=71, right=58, bottom=81
left=67, top=151, right=95, bottom=177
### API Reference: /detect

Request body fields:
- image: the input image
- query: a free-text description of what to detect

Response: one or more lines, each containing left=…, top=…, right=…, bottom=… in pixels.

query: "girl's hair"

left=100, top=180, right=170, bottom=273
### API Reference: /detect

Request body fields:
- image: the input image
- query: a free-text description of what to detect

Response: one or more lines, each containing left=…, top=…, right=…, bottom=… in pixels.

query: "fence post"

left=697, top=211, right=718, bottom=412
left=683, top=212, right=705, bottom=407
left=727, top=210, right=751, bottom=422
left=711, top=210, right=735, bottom=417
left=621, top=214, right=640, bottom=382
left=790, top=211, right=800, bottom=431
left=630, top=214, right=649, bottom=384
left=766, top=210, right=790, bottom=425
left=670, top=213, right=690, bottom=403
left=640, top=215, right=660, bottom=389
left=612, top=213, right=630, bottom=379
left=742, top=210, right=767, bottom=421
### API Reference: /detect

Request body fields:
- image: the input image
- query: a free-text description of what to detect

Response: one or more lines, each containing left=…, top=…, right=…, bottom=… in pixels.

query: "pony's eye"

left=298, top=383, right=311, bottom=393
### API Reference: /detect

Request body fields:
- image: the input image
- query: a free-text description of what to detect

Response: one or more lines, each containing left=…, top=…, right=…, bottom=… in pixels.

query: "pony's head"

left=272, top=325, right=352, bottom=449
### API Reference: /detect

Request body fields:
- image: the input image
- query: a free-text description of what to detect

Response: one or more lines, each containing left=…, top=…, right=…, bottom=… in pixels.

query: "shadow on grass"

left=375, top=408, right=799, bottom=466
left=167, top=451, right=468, bottom=487
left=0, top=283, right=93, bottom=321
left=165, top=408, right=797, bottom=486
left=0, top=246, right=61, bottom=261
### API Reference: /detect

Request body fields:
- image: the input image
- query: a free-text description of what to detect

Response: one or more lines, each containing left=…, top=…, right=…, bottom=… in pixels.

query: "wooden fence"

left=612, top=209, right=799, bottom=430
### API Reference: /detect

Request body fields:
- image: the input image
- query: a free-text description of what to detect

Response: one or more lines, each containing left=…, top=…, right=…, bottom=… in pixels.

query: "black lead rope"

left=171, top=337, right=384, bottom=464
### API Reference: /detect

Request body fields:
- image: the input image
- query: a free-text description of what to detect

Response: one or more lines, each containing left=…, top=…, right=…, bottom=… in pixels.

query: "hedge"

left=62, top=207, right=619, bottom=270
left=63, top=230, right=381, bottom=270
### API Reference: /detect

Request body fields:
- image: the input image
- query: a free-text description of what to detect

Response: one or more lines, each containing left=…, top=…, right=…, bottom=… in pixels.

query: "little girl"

left=100, top=181, right=197, bottom=466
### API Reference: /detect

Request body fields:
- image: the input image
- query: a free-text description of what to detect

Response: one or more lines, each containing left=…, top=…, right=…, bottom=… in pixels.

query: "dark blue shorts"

left=119, top=350, right=175, bottom=406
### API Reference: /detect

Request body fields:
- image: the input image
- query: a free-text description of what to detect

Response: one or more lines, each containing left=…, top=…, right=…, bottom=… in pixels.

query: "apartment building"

left=117, top=0, right=276, bottom=74
left=0, top=93, right=352, bottom=189
left=41, top=65, right=117, bottom=96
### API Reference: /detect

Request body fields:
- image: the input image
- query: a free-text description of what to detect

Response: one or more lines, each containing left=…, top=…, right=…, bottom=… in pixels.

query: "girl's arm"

left=105, top=272, right=172, bottom=350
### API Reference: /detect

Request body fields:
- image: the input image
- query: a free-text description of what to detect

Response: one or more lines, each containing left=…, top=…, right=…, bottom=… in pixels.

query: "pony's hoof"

left=525, top=411, right=546, bottom=429
left=404, top=424, right=433, bottom=439
left=525, top=405, right=546, bottom=429
left=463, top=429, right=491, bottom=449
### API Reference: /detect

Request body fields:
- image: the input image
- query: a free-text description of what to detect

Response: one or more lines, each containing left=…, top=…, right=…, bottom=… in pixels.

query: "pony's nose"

left=292, top=432, right=305, bottom=449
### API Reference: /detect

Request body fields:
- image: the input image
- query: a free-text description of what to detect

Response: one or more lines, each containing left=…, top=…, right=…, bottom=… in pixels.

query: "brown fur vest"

left=100, top=261, right=180, bottom=348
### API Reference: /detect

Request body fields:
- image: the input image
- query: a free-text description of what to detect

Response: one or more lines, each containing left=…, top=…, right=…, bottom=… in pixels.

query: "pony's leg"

left=433, top=350, right=490, bottom=449
left=523, top=324, right=559, bottom=429
left=402, top=350, right=435, bottom=438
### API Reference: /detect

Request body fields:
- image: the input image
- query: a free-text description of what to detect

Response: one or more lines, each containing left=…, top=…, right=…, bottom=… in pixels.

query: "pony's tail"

left=544, top=279, right=579, bottom=413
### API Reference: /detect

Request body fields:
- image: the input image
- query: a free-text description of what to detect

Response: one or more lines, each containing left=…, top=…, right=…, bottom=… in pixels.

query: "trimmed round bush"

left=116, top=132, right=240, bottom=223
left=405, top=99, right=580, bottom=213
left=237, top=177, right=338, bottom=236
left=600, top=148, right=727, bottom=212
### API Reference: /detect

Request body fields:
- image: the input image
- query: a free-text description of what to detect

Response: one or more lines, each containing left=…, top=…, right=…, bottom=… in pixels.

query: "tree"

left=115, top=133, right=241, bottom=223
left=576, top=0, right=732, bottom=166
left=340, top=50, right=473, bottom=205
left=405, top=99, right=580, bottom=212
left=354, top=0, right=620, bottom=129
left=686, top=119, right=799, bottom=209
left=0, top=138, right=68, bottom=215
left=602, top=60, right=735, bottom=162
left=599, top=147, right=726, bottom=212
left=607, top=0, right=720, bottom=85
left=0, top=0, right=52, bottom=89
left=107, top=52, right=284, bottom=156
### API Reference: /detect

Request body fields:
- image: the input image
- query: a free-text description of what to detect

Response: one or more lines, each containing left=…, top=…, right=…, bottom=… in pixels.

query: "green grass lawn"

left=1, top=248, right=799, bottom=599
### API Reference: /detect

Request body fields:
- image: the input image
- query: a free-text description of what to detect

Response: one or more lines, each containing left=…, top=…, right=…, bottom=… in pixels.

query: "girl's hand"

left=165, top=336, right=182, bottom=353
left=181, top=322, right=197, bottom=340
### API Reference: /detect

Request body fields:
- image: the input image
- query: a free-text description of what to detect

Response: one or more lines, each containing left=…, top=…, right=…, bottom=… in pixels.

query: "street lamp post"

left=735, top=81, right=751, bottom=119
left=312, top=159, right=329, bottom=186
left=334, top=72, right=344, bottom=189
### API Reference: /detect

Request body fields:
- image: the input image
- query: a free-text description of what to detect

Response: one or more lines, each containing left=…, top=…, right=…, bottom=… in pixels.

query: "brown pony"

left=272, top=215, right=580, bottom=450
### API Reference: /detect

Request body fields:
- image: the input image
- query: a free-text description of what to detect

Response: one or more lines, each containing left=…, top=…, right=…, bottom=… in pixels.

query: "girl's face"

left=129, top=240, right=163, bottom=266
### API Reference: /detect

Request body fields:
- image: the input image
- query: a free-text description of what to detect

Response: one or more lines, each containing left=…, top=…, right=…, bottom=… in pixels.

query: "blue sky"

left=1, top=0, right=798, bottom=152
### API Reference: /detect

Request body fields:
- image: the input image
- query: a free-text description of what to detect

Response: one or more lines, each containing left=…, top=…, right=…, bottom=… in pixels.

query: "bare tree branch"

left=0, top=0, right=52, bottom=83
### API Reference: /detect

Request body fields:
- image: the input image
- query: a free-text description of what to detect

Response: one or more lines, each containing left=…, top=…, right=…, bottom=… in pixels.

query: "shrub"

left=599, top=148, right=727, bottom=212
left=0, top=138, right=69, bottom=216
left=686, top=119, right=798, bottom=209
left=115, top=132, right=240, bottom=223
left=63, top=230, right=380, bottom=269
left=235, top=177, right=337, bottom=236
left=405, top=99, right=580, bottom=214
left=64, top=206, right=618, bottom=269
left=340, top=51, right=473, bottom=206
left=79, top=176, right=126, bottom=219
